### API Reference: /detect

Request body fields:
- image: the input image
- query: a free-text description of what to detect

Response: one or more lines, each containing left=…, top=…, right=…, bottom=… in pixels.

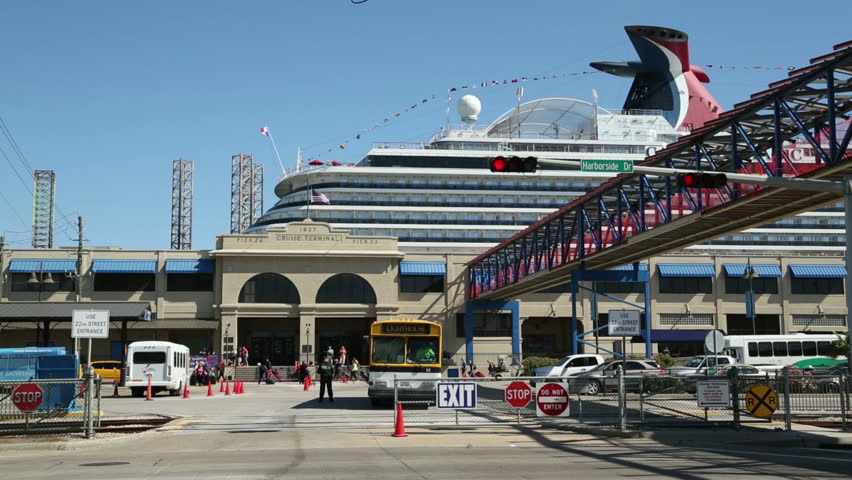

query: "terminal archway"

left=237, top=273, right=301, bottom=366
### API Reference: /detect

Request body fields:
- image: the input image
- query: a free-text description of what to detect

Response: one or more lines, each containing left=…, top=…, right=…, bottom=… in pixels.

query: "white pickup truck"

left=534, top=354, right=605, bottom=378
left=668, top=355, right=737, bottom=376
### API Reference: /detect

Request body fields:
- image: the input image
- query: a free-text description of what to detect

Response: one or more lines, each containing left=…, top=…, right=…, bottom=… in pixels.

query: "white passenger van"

left=125, top=341, right=190, bottom=397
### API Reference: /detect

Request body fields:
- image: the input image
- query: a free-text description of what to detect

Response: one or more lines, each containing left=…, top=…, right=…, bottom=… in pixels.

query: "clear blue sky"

left=0, top=1, right=848, bottom=250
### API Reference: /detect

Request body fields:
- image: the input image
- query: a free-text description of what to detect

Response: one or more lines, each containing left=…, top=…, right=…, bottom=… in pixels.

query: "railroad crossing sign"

left=536, top=382, right=570, bottom=417
left=12, top=383, right=45, bottom=412
left=745, top=384, right=778, bottom=418
left=505, top=381, right=532, bottom=408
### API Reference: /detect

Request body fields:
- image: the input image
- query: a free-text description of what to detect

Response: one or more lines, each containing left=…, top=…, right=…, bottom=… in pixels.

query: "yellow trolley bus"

left=367, top=319, right=442, bottom=406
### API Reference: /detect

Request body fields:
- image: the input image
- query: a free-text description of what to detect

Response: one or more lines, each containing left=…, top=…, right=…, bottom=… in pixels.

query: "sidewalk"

left=554, top=421, right=852, bottom=449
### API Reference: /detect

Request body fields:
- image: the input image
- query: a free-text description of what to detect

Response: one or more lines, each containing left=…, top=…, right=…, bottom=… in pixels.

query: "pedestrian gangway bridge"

left=468, top=40, right=852, bottom=301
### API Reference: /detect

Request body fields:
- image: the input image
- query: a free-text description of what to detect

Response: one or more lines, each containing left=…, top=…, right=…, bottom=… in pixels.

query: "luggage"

left=265, top=377, right=276, bottom=384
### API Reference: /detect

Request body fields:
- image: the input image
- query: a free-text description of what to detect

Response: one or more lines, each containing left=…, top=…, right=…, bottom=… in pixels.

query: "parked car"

left=668, top=355, right=737, bottom=377
left=809, top=362, right=849, bottom=393
left=80, top=360, right=123, bottom=383
left=682, top=364, right=768, bottom=394
left=534, top=354, right=605, bottom=378
left=569, top=359, right=663, bottom=395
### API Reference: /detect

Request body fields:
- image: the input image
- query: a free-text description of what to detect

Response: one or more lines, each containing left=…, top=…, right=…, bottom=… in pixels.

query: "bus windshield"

left=407, top=338, right=439, bottom=364
left=373, top=337, right=405, bottom=364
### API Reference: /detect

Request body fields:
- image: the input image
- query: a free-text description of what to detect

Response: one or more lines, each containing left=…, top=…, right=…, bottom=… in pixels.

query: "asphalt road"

left=2, top=381, right=852, bottom=479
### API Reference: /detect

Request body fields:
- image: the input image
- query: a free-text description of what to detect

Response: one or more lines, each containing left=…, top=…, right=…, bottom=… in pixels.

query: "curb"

left=0, top=415, right=181, bottom=452
left=550, top=423, right=852, bottom=449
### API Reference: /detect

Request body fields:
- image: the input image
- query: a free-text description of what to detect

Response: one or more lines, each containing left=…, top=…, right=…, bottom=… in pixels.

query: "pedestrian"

left=333, top=357, right=341, bottom=379
left=339, top=346, right=347, bottom=366
left=297, top=361, right=306, bottom=384
left=351, top=357, right=360, bottom=382
left=216, top=361, right=226, bottom=382
left=317, top=355, right=334, bottom=403
left=663, top=346, right=671, bottom=356
left=257, top=362, right=267, bottom=385
left=241, top=345, right=250, bottom=366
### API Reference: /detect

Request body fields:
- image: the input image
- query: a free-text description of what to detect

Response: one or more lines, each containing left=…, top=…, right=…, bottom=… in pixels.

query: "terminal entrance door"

left=315, top=317, right=373, bottom=364
left=249, top=333, right=296, bottom=366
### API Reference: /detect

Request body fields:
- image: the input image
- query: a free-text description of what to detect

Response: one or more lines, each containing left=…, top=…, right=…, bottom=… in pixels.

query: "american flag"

left=311, top=190, right=331, bottom=205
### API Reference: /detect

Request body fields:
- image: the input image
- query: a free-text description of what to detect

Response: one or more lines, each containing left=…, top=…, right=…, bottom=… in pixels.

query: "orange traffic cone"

left=392, top=403, right=408, bottom=437
left=225, top=380, right=231, bottom=396
left=220, top=380, right=226, bottom=392
left=183, top=383, right=190, bottom=399
left=112, top=380, right=120, bottom=397
left=240, top=381, right=246, bottom=394
left=303, top=376, right=312, bottom=391
left=342, top=373, right=349, bottom=384
left=145, top=375, right=153, bottom=401
left=207, top=382, right=215, bottom=397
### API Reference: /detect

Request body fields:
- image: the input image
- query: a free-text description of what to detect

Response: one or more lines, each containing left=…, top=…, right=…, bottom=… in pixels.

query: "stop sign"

left=12, top=383, right=44, bottom=412
left=536, top=382, right=569, bottom=417
left=505, top=381, right=532, bottom=408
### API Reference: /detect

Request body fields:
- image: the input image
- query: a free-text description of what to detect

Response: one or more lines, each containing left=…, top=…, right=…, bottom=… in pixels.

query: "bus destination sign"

left=381, top=324, right=431, bottom=335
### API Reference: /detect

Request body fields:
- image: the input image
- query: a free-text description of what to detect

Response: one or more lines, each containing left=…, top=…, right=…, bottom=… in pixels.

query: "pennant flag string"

left=302, top=63, right=798, bottom=162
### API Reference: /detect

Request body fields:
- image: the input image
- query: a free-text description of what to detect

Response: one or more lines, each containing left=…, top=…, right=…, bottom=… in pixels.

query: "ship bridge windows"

left=411, top=195, right=427, bottom=203
left=484, top=180, right=499, bottom=186
left=356, top=212, right=371, bottom=220
left=464, top=179, right=480, bottom=187
left=465, top=231, right=479, bottom=239
left=520, top=198, right=535, bottom=205
left=447, top=213, right=460, bottom=221
left=428, top=179, right=445, bottom=186
left=448, top=196, right=463, bottom=204
left=464, top=196, right=479, bottom=205
left=355, top=178, right=369, bottom=185
left=499, top=197, right=515, bottom=205
left=356, top=194, right=370, bottom=202
left=339, top=212, right=354, bottom=219
left=393, top=212, right=409, bottom=221
left=412, top=179, right=427, bottom=185
left=374, top=195, right=390, bottom=203
left=375, top=178, right=391, bottom=184
left=428, top=213, right=445, bottom=221
left=394, top=178, right=409, bottom=187
left=500, top=180, right=515, bottom=187
left=413, top=213, right=428, bottom=220
left=466, top=214, right=481, bottom=221
left=448, top=179, right=463, bottom=187
left=375, top=212, right=390, bottom=220
left=448, top=231, right=464, bottom=238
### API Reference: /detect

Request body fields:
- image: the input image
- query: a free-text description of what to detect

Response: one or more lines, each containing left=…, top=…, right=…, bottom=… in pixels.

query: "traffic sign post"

left=580, top=159, right=634, bottom=173
left=609, top=309, right=641, bottom=366
left=12, top=383, right=45, bottom=412
left=72, top=310, right=110, bottom=375
left=436, top=382, right=477, bottom=409
left=505, top=381, right=532, bottom=409
left=745, top=384, right=778, bottom=418
left=536, top=382, right=569, bottom=417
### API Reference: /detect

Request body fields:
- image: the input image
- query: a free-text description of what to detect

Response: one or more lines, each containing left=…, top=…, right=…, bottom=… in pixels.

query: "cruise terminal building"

left=0, top=220, right=848, bottom=367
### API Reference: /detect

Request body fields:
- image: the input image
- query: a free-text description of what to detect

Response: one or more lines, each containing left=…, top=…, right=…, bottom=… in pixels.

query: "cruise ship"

left=249, top=26, right=844, bottom=253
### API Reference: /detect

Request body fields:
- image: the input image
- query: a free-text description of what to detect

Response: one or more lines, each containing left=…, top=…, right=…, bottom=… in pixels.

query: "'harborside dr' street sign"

left=580, top=159, right=634, bottom=173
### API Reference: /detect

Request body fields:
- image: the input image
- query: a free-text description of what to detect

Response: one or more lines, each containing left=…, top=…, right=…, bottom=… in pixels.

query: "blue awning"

left=9, top=259, right=77, bottom=274
left=632, top=329, right=723, bottom=343
left=722, top=264, right=782, bottom=278
left=657, top=264, right=716, bottom=277
left=92, top=259, right=157, bottom=274
left=611, top=263, right=649, bottom=271
left=166, top=259, right=215, bottom=274
left=400, top=261, right=447, bottom=275
left=789, top=264, right=847, bottom=278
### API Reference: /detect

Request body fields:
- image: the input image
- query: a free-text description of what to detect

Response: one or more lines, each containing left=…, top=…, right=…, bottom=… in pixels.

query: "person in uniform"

left=318, top=355, right=334, bottom=403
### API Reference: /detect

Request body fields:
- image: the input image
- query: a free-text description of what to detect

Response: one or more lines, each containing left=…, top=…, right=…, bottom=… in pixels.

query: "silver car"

left=569, top=359, right=663, bottom=395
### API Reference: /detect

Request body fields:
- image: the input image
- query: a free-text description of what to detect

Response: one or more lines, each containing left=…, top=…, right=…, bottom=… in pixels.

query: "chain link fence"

left=0, top=376, right=102, bottom=436
left=394, top=368, right=852, bottom=431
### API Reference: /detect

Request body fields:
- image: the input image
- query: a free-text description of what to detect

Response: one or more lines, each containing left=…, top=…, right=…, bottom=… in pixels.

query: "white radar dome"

left=457, top=95, right=482, bottom=124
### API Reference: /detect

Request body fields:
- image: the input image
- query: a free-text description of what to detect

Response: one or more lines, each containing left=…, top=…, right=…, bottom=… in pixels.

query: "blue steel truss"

left=468, top=41, right=852, bottom=301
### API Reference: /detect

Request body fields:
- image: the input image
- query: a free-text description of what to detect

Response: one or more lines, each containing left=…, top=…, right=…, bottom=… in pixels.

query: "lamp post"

left=743, top=259, right=759, bottom=335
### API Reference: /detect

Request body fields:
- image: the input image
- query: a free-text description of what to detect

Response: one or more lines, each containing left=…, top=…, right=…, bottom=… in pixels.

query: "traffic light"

left=489, top=156, right=537, bottom=173
left=676, top=172, right=727, bottom=188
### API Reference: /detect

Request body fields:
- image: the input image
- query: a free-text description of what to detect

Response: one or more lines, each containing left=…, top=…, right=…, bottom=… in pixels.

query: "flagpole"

left=306, top=176, right=311, bottom=220
left=263, top=125, right=286, bottom=176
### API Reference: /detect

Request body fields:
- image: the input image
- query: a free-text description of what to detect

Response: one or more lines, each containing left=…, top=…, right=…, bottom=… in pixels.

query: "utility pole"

left=74, top=217, right=84, bottom=357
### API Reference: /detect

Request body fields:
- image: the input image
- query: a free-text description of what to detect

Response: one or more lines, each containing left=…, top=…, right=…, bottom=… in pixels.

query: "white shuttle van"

left=125, top=341, right=190, bottom=397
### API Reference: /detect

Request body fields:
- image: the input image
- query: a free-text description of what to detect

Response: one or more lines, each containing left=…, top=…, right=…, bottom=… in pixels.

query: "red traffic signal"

left=676, top=172, right=727, bottom=188
left=489, top=156, right=537, bottom=173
